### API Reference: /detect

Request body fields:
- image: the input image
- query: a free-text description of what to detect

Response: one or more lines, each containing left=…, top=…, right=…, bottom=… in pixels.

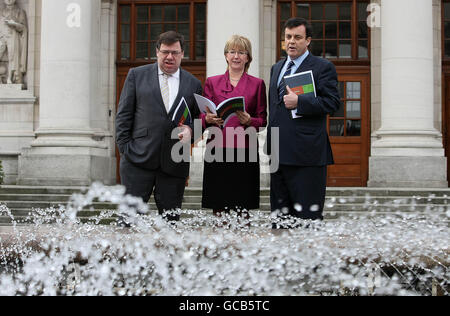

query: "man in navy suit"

left=266, top=18, right=340, bottom=228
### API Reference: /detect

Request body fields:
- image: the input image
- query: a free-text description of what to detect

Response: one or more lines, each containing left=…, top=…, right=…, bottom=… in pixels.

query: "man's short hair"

left=284, top=18, right=313, bottom=39
left=156, top=31, right=185, bottom=51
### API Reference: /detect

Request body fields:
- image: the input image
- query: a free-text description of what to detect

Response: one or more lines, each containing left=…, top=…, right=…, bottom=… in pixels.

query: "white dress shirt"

left=158, top=67, right=180, bottom=113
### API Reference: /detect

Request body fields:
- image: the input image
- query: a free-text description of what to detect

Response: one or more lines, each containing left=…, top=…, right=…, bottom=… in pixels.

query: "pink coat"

left=201, top=71, right=267, bottom=148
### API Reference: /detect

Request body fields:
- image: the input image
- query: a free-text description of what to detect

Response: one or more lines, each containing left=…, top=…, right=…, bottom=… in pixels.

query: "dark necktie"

left=278, top=61, right=296, bottom=102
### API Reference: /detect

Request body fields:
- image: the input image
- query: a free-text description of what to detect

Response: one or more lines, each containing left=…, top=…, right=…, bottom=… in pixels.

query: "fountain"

left=0, top=183, right=448, bottom=296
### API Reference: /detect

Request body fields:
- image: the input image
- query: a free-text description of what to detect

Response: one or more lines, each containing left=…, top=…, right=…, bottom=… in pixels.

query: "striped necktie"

left=161, top=73, right=170, bottom=113
left=278, top=61, right=296, bottom=102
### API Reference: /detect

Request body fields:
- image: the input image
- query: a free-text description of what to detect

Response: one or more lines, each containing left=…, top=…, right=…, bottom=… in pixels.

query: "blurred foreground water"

left=0, top=183, right=448, bottom=296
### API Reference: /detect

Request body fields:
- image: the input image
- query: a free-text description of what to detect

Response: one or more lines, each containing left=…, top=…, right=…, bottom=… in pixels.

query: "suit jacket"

left=266, top=54, right=340, bottom=166
left=116, top=63, right=202, bottom=178
left=200, top=71, right=267, bottom=148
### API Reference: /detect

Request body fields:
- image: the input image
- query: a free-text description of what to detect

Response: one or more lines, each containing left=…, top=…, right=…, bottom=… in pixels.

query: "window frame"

left=329, top=80, right=363, bottom=137
left=117, top=0, right=207, bottom=67
left=277, top=0, right=370, bottom=65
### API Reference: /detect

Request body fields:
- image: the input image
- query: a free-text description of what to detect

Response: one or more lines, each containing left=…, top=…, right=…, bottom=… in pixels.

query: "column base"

left=17, top=147, right=116, bottom=186
left=368, top=156, right=448, bottom=188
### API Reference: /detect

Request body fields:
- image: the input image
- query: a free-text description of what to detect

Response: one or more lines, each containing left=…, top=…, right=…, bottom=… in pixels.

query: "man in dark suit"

left=116, top=31, right=202, bottom=222
left=266, top=18, right=340, bottom=228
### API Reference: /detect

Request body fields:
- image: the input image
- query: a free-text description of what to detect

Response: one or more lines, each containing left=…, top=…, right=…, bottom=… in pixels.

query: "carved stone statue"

left=0, top=0, right=27, bottom=84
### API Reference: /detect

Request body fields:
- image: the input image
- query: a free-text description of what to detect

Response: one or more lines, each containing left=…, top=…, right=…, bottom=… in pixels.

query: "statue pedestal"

left=0, top=85, right=36, bottom=184
left=0, top=84, right=30, bottom=100
left=0, top=84, right=24, bottom=90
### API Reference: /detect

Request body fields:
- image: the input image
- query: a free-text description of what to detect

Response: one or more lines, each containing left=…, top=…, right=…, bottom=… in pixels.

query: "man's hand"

left=178, top=125, right=192, bottom=144
left=283, top=86, right=299, bottom=110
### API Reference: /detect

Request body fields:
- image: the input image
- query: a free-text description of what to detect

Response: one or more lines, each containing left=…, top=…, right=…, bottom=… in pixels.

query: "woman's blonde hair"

left=224, top=35, right=253, bottom=72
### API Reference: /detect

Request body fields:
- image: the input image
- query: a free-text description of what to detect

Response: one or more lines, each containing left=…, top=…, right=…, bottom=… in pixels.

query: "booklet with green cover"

left=172, top=97, right=192, bottom=127
left=284, top=70, right=317, bottom=119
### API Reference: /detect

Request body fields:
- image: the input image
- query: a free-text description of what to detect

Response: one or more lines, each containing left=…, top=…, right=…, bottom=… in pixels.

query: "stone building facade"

left=0, top=0, right=448, bottom=188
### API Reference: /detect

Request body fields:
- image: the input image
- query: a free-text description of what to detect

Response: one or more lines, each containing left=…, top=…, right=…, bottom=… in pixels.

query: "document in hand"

left=284, top=70, right=317, bottom=119
left=194, top=94, right=245, bottom=126
left=172, top=97, right=192, bottom=127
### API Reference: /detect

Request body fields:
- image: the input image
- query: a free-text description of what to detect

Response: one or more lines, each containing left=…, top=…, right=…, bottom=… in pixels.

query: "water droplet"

left=281, top=207, right=290, bottom=215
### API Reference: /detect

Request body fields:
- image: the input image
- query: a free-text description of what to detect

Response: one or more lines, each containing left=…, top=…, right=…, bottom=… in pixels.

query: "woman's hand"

left=236, top=111, right=252, bottom=126
left=205, top=108, right=224, bottom=127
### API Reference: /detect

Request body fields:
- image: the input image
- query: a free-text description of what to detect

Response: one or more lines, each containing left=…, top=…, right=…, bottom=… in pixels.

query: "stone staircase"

left=0, top=185, right=449, bottom=225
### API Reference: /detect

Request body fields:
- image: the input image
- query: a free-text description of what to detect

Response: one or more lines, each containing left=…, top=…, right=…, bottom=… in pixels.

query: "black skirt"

left=202, top=148, right=260, bottom=210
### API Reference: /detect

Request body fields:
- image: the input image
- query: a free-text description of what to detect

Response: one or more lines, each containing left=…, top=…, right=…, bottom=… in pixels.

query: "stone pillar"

left=18, top=0, right=115, bottom=186
left=206, top=0, right=261, bottom=78
left=368, top=0, right=447, bottom=187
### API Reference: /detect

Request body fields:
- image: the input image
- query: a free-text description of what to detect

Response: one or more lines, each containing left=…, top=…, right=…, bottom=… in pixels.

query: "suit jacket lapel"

left=271, top=58, right=286, bottom=89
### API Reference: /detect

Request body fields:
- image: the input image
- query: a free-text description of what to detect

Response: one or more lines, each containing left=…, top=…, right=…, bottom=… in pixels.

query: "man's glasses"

left=158, top=50, right=183, bottom=57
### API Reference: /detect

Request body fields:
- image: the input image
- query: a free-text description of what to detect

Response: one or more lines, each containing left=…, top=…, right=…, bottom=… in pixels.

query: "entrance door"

left=327, top=70, right=370, bottom=187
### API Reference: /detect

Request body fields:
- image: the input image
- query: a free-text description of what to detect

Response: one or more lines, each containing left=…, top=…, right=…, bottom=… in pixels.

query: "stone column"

left=368, top=0, right=447, bottom=187
left=18, top=0, right=115, bottom=186
left=206, top=0, right=261, bottom=78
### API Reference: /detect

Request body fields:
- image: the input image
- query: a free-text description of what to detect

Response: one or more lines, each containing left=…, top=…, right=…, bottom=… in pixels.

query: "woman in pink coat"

left=201, top=35, right=267, bottom=221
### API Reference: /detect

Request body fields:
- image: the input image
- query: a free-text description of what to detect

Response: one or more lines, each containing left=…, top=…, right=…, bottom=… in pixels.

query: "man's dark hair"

left=284, top=17, right=313, bottom=39
left=156, top=31, right=185, bottom=51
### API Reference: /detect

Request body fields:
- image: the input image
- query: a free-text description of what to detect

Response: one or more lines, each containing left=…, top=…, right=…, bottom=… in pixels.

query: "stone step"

left=0, top=215, right=116, bottom=226
left=0, top=201, right=119, bottom=210
left=2, top=208, right=448, bottom=226
left=0, top=194, right=73, bottom=202
left=0, top=186, right=89, bottom=195
left=2, top=202, right=448, bottom=220
left=2, top=185, right=450, bottom=198
left=1, top=196, right=450, bottom=211
left=150, top=203, right=450, bottom=212
left=0, top=192, right=450, bottom=207
left=1, top=185, right=449, bottom=226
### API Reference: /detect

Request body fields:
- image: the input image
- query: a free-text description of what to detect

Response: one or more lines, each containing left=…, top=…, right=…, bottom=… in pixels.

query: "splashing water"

left=0, top=183, right=449, bottom=296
